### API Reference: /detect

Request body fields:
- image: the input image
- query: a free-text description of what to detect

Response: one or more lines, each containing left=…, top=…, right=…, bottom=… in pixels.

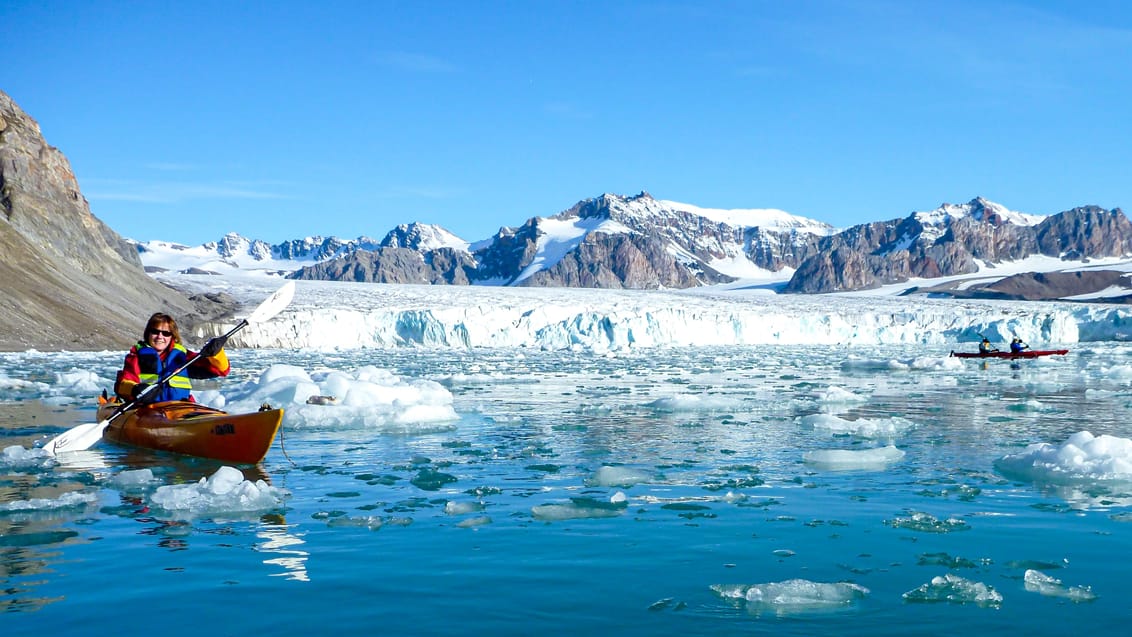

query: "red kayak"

left=950, top=349, right=1069, bottom=359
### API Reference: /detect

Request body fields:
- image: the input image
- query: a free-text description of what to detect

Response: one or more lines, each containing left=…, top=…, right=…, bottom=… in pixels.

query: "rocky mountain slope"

left=783, top=200, right=1132, bottom=293
left=148, top=193, right=1132, bottom=300
left=0, top=90, right=233, bottom=351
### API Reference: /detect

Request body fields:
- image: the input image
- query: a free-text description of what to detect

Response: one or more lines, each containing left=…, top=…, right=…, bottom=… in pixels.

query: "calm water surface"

left=2, top=344, right=1131, bottom=636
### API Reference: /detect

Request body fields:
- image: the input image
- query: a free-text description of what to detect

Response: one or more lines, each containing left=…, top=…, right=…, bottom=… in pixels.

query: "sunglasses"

left=147, top=328, right=174, bottom=338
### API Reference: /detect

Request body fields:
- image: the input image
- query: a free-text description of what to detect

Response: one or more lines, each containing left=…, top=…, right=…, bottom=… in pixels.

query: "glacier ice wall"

left=180, top=277, right=1132, bottom=350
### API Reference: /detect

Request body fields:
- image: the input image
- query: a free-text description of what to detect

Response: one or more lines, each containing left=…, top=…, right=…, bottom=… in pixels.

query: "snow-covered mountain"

left=136, top=193, right=838, bottom=286
left=134, top=192, right=1132, bottom=300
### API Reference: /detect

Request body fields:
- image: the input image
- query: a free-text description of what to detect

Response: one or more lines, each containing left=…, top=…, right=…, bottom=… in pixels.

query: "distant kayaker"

left=1010, top=337, right=1030, bottom=354
left=114, top=312, right=230, bottom=403
left=978, top=337, right=999, bottom=354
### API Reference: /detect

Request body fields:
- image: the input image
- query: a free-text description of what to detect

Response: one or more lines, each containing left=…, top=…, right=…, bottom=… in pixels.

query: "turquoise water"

left=2, top=344, right=1131, bottom=636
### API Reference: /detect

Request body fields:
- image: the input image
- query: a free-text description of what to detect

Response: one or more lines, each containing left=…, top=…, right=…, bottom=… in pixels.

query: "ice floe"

left=995, top=431, right=1132, bottom=484
left=711, top=579, right=869, bottom=615
left=149, top=466, right=288, bottom=516
left=803, top=445, right=906, bottom=470
left=903, top=574, right=1002, bottom=607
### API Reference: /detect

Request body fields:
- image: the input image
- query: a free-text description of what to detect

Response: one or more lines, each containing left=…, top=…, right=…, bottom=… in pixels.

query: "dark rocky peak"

left=1035, top=206, right=1132, bottom=258
left=471, top=217, right=543, bottom=283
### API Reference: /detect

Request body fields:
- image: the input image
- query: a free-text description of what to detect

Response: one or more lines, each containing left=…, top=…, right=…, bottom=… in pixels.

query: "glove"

left=130, top=383, right=152, bottom=403
left=199, top=336, right=227, bottom=358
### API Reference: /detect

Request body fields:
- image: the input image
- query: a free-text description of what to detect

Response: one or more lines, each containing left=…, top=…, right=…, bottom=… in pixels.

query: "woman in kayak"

left=114, top=312, right=230, bottom=403
left=1010, top=337, right=1030, bottom=354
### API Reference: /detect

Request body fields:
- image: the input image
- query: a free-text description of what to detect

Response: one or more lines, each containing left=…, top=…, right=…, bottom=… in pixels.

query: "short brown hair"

left=143, top=313, right=182, bottom=344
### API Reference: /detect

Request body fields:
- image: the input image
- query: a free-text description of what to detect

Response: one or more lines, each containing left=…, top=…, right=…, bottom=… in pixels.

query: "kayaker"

left=1010, top=337, right=1030, bottom=354
left=114, top=312, right=230, bottom=403
left=978, top=337, right=998, bottom=354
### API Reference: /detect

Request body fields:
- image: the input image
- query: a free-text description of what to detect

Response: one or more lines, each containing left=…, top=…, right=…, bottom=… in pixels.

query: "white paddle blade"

left=247, top=281, right=295, bottom=324
left=42, top=420, right=110, bottom=455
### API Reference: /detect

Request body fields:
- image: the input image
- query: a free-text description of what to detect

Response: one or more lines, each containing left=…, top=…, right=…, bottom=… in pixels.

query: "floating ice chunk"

left=995, top=431, right=1132, bottom=483
left=586, top=465, right=653, bottom=487
left=803, top=445, right=905, bottom=470
left=799, top=414, right=914, bottom=437
left=0, top=371, right=50, bottom=393
left=1099, top=364, right=1132, bottom=380
left=259, top=364, right=313, bottom=384
left=150, top=466, right=288, bottom=514
left=841, top=356, right=962, bottom=372
left=816, top=386, right=868, bottom=404
left=2, top=444, right=50, bottom=467
left=109, top=468, right=159, bottom=488
left=53, top=368, right=107, bottom=394
left=220, top=363, right=459, bottom=431
left=645, top=394, right=740, bottom=412
left=902, top=573, right=1003, bottom=607
left=1023, top=569, right=1097, bottom=602
left=711, top=579, right=868, bottom=613
left=327, top=515, right=384, bottom=530
left=885, top=511, right=971, bottom=533
left=444, top=500, right=485, bottom=515
left=456, top=516, right=492, bottom=528
left=1006, top=399, right=1046, bottom=412
left=532, top=496, right=627, bottom=521
left=0, top=490, right=98, bottom=512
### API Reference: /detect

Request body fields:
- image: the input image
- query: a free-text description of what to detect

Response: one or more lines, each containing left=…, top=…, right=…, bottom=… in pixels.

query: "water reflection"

left=257, top=517, right=310, bottom=582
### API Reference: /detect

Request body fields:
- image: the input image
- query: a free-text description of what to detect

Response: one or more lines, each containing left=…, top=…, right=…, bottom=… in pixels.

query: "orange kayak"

left=97, top=399, right=283, bottom=464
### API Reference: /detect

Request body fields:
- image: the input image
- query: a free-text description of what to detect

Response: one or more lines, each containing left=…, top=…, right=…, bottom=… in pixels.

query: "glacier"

left=168, top=273, right=1132, bottom=351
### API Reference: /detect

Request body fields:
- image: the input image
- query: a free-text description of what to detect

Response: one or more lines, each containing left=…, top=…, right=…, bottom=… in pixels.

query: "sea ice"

left=816, top=386, right=868, bottom=404
left=803, top=445, right=905, bottom=470
left=885, top=511, right=971, bottom=533
left=995, top=430, right=1132, bottom=483
left=1023, top=569, right=1097, bottom=602
left=455, top=516, right=491, bottom=528
left=150, top=465, right=288, bottom=515
left=902, top=573, right=1003, bottom=607
left=645, top=394, right=741, bottom=412
left=444, top=500, right=485, bottom=515
left=1, top=444, right=49, bottom=467
left=711, top=579, right=869, bottom=613
left=531, top=496, right=627, bottom=521
left=798, top=414, right=914, bottom=437
left=108, top=468, right=159, bottom=488
left=214, top=363, right=459, bottom=431
left=0, top=490, right=98, bottom=513
left=585, top=465, right=653, bottom=487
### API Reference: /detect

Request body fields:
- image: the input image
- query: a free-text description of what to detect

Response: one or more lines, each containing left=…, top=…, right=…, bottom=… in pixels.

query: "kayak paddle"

left=42, top=280, right=296, bottom=455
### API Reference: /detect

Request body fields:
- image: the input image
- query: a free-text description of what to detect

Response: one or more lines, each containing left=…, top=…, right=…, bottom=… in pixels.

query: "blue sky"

left=5, top=1, right=1131, bottom=245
